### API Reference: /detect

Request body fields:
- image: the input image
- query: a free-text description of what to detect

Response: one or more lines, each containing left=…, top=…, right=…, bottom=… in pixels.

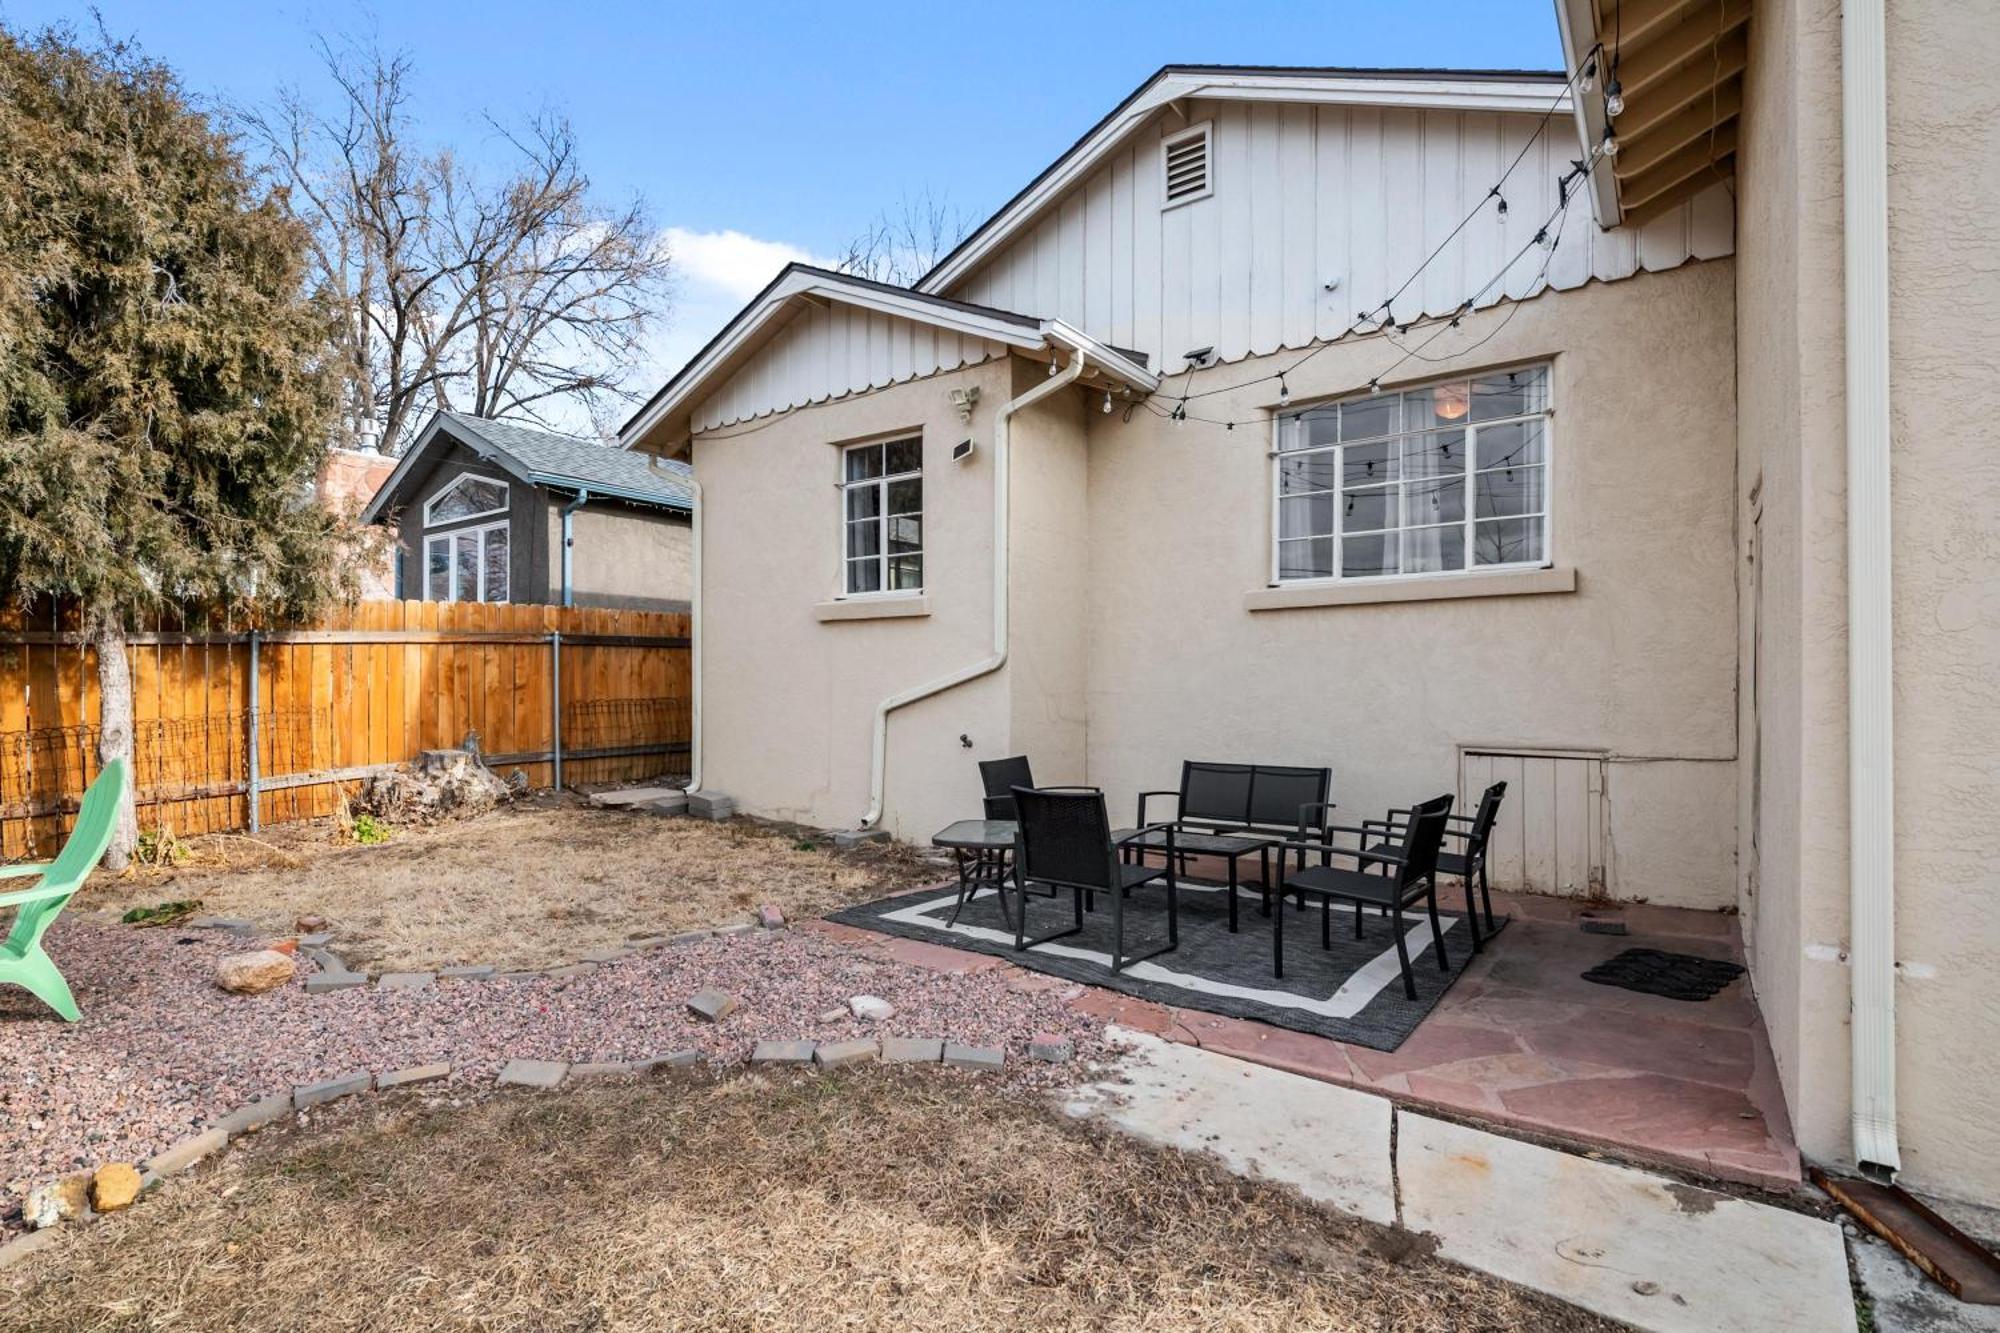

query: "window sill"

left=1244, top=566, right=1576, bottom=612
left=814, top=595, right=931, bottom=623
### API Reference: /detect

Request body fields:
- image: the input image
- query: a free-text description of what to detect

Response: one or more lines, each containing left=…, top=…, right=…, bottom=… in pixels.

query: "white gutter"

left=859, top=353, right=1090, bottom=828
left=1842, top=0, right=1899, bottom=1177
left=680, top=468, right=704, bottom=796
left=559, top=489, right=590, bottom=608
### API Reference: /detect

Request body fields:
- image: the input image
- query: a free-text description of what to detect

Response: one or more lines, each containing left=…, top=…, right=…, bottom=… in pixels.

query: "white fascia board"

left=918, top=70, right=1572, bottom=295
left=1042, top=320, right=1161, bottom=394
left=358, top=411, right=455, bottom=524
left=1553, top=0, right=1621, bottom=229
left=618, top=268, right=1044, bottom=449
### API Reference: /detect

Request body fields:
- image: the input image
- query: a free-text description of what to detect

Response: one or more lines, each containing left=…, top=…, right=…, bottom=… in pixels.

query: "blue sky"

left=1, top=0, right=1564, bottom=392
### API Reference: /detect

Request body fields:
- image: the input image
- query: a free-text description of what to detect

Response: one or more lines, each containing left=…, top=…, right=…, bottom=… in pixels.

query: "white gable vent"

left=1161, top=123, right=1212, bottom=208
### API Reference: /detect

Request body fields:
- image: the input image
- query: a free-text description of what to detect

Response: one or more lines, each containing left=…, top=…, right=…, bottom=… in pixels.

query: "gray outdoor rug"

left=828, top=878, right=1507, bottom=1052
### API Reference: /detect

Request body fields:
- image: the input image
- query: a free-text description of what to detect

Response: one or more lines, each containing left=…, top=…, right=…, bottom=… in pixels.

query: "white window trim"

left=422, top=518, right=510, bottom=603
left=422, top=472, right=510, bottom=527
left=1268, top=365, right=1554, bottom=587
left=838, top=436, right=925, bottom=600
left=1160, top=121, right=1214, bottom=210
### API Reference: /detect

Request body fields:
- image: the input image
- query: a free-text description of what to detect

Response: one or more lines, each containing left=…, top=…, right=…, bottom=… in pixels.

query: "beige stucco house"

left=621, top=2, right=2000, bottom=1209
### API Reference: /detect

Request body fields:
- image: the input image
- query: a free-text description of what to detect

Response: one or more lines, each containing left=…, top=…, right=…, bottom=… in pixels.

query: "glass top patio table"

left=931, top=819, right=1017, bottom=852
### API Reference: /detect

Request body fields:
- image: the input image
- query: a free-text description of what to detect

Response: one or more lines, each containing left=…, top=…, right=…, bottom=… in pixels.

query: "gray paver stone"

left=686, top=989, right=737, bottom=1021
left=377, top=971, right=435, bottom=991
left=636, top=1050, right=702, bottom=1072
left=669, top=929, right=714, bottom=946
left=814, top=1039, right=879, bottom=1068
left=571, top=1061, right=634, bottom=1078
left=145, top=1126, right=228, bottom=1177
left=293, top=1072, right=372, bottom=1109
left=882, top=1037, right=945, bottom=1064
left=217, top=1097, right=291, bottom=1138
left=440, top=964, right=497, bottom=980
left=751, top=1040, right=815, bottom=1065
left=943, top=1043, right=1005, bottom=1072
left=581, top=948, right=634, bottom=964
left=496, top=1059, right=568, bottom=1089
left=377, top=1063, right=452, bottom=1090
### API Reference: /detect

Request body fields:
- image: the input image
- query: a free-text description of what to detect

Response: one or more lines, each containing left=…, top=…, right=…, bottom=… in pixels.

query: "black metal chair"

left=1011, top=785, right=1179, bottom=973
left=1361, top=781, right=1507, bottom=952
left=1269, top=794, right=1455, bottom=998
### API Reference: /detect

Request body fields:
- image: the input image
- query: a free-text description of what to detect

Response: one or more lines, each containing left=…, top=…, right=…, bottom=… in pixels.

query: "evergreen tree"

left=0, top=26, right=362, bottom=864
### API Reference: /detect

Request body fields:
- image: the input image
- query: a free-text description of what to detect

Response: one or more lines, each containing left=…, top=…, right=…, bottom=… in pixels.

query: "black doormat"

left=1583, top=948, right=1745, bottom=1001
left=827, top=878, right=1504, bottom=1053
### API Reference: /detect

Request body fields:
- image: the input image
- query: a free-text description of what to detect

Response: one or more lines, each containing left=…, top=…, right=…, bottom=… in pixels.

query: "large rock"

left=90, top=1164, right=142, bottom=1213
left=215, top=949, right=297, bottom=995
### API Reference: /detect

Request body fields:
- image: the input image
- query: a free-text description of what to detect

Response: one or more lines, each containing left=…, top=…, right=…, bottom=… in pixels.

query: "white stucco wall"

left=1084, top=262, right=1740, bottom=909
left=1737, top=0, right=2000, bottom=1203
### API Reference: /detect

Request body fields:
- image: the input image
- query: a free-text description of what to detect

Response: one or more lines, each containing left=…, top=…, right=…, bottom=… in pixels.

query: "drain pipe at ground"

left=680, top=469, right=703, bottom=797
left=1842, top=0, right=1899, bottom=1178
left=859, top=354, right=1090, bottom=829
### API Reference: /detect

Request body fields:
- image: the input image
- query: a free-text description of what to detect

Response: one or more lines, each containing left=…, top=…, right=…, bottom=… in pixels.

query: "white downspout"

left=859, top=353, right=1089, bottom=828
left=1842, top=0, right=1899, bottom=1177
left=681, top=469, right=703, bottom=796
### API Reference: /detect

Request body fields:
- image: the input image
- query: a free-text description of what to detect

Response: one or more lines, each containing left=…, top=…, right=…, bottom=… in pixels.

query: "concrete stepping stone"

left=882, top=1037, right=945, bottom=1064
left=496, top=1059, right=568, bottom=1089
left=377, top=972, right=434, bottom=991
left=751, top=1040, right=815, bottom=1065
left=294, top=1072, right=372, bottom=1109
left=814, top=1039, right=879, bottom=1068
left=686, top=989, right=737, bottom=1022
left=377, top=1064, right=451, bottom=1090
left=943, top=1043, right=1005, bottom=1072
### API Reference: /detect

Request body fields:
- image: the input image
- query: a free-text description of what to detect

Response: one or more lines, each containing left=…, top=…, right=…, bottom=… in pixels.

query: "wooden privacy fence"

left=0, top=601, right=691, bottom=858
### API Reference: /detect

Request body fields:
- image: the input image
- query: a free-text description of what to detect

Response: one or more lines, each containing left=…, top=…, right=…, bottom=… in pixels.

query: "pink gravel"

left=0, top=917, right=1109, bottom=1235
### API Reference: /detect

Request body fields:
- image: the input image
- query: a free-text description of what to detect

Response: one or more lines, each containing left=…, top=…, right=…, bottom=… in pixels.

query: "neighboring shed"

left=363, top=411, right=694, bottom=611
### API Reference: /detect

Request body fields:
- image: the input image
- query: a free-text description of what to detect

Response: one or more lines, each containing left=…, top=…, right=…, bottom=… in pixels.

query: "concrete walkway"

left=1070, top=1027, right=1855, bottom=1333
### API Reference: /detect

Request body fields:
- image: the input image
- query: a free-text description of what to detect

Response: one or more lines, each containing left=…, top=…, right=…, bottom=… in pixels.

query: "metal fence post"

left=550, top=629, right=563, bottom=791
left=246, top=631, right=261, bottom=833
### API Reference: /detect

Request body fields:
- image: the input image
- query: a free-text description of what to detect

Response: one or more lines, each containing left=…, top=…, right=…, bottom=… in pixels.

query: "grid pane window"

left=422, top=521, right=509, bottom=602
left=842, top=437, right=922, bottom=595
left=1275, top=365, right=1550, bottom=583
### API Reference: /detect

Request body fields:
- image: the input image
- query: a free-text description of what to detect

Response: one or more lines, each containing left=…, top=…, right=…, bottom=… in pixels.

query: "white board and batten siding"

left=692, top=302, right=1010, bottom=434
left=946, top=99, right=1735, bottom=371
left=1460, top=748, right=1607, bottom=900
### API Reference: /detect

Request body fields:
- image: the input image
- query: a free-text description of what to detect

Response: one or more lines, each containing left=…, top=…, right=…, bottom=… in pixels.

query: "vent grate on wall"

left=1162, top=124, right=1211, bottom=207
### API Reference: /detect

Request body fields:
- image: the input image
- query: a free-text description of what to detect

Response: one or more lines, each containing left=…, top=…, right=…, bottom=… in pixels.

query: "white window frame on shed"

left=423, top=519, right=510, bottom=603
left=839, top=436, right=924, bottom=598
left=1270, top=363, right=1553, bottom=585
left=1160, top=121, right=1214, bottom=210
left=422, top=472, right=510, bottom=527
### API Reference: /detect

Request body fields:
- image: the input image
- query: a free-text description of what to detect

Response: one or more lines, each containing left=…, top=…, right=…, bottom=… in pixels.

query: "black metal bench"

left=1116, top=761, right=1335, bottom=932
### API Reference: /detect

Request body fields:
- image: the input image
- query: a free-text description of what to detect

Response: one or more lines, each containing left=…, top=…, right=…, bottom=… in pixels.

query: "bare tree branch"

left=835, top=189, right=971, bottom=287
left=238, top=37, right=672, bottom=453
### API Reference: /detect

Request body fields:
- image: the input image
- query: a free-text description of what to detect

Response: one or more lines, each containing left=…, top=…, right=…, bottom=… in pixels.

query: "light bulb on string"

left=1102, top=391, right=1113, bottom=414
left=1605, top=77, right=1625, bottom=119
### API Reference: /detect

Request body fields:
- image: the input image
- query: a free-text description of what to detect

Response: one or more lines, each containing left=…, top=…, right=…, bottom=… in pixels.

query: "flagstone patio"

left=810, top=887, right=1800, bottom=1191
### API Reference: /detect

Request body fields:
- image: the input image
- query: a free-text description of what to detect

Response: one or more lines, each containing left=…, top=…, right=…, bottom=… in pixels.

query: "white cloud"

left=632, top=227, right=837, bottom=398
left=662, top=227, right=830, bottom=301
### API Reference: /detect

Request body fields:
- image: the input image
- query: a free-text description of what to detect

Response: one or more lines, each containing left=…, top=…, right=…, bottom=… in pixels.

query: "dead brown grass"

left=81, top=804, right=940, bottom=973
left=0, top=1073, right=1615, bottom=1333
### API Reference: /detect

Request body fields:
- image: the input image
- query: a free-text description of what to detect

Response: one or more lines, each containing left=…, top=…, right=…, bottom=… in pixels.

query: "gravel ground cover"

left=80, top=802, right=942, bottom=974
left=0, top=1072, right=1618, bottom=1332
left=0, top=918, right=1102, bottom=1239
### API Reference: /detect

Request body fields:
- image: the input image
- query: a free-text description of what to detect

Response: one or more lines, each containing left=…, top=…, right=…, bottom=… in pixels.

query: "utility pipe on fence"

left=550, top=630, right=564, bottom=791
left=246, top=631, right=261, bottom=833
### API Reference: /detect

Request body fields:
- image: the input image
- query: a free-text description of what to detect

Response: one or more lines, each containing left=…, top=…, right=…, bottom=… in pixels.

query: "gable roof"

left=362, top=411, right=694, bottom=524
left=616, top=264, right=1159, bottom=452
left=915, top=64, right=1572, bottom=296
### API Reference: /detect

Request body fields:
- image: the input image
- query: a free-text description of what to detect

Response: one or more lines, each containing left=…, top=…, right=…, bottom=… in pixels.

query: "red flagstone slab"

left=1346, top=1021, right=1524, bottom=1081
left=1522, top=1010, right=1755, bottom=1088
left=1499, top=1073, right=1777, bottom=1155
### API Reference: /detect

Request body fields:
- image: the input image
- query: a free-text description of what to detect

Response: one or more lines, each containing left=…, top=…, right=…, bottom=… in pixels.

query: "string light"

left=1102, top=390, right=1114, bottom=413
left=1600, top=127, right=1620, bottom=159
left=1605, top=76, right=1625, bottom=119
left=1277, top=373, right=1290, bottom=405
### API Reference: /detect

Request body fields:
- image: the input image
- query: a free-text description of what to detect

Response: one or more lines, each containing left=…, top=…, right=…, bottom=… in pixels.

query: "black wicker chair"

left=978, top=755, right=1034, bottom=821
left=1361, top=781, right=1507, bottom=952
left=1269, top=793, right=1455, bottom=997
left=1011, top=785, right=1179, bottom=973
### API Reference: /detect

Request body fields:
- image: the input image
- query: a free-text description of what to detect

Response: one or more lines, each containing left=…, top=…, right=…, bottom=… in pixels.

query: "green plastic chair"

left=0, top=757, right=128, bottom=1022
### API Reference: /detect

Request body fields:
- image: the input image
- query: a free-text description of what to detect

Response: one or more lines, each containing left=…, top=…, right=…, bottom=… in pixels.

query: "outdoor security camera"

left=948, top=386, right=981, bottom=421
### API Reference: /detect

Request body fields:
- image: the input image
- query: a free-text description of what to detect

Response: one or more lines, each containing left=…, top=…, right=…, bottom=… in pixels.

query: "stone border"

left=0, top=1018, right=1065, bottom=1271
left=293, top=905, right=789, bottom=994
